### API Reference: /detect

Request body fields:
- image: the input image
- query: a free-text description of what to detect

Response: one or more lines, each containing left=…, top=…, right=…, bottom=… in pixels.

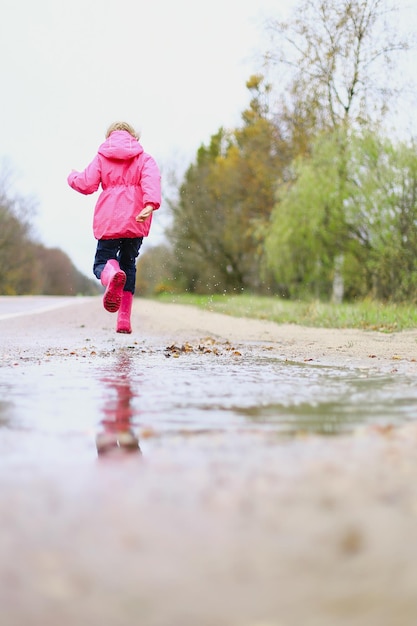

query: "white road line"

left=0, top=297, right=96, bottom=321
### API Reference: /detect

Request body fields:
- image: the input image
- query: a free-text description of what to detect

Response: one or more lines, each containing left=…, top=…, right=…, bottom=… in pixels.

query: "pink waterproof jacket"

left=67, top=130, right=161, bottom=240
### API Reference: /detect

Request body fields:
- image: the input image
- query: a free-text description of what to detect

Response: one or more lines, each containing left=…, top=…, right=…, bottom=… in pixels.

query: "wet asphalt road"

left=1, top=296, right=417, bottom=626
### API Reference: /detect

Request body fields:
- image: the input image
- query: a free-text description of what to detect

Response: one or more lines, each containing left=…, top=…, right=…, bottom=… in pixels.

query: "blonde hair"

left=105, top=121, right=140, bottom=140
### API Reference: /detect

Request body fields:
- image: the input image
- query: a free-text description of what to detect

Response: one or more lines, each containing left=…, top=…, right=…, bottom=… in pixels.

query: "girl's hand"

left=136, top=205, right=154, bottom=222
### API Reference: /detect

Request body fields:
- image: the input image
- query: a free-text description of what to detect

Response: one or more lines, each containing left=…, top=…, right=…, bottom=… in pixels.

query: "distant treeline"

left=0, top=176, right=98, bottom=296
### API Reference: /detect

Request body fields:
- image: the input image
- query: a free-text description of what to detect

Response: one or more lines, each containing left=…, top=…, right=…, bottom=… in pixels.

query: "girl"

left=68, top=122, right=161, bottom=334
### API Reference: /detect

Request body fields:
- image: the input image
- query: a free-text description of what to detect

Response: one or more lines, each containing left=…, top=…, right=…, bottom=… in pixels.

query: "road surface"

left=1, top=296, right=417, bottom=626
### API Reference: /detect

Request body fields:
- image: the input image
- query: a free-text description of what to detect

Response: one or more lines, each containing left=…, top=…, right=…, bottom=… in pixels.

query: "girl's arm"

left=136, top=204, right=154, bottom=222
left=67, top=155, right=101, bottom=195
left=140, top=154, right=162, bottom=209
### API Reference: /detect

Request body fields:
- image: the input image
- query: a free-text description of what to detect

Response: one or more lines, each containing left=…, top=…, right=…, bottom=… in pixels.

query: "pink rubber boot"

left=101, top=260, right=126, bottom=313
left=117, top=291, right=133, bottom=334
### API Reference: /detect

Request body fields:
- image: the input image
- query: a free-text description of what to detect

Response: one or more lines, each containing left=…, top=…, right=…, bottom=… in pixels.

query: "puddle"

left=1, top=344, right=417, bottom=465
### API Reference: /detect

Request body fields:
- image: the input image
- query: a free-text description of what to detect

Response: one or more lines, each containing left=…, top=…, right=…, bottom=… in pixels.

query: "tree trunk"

left=332, top=254, right=344, bottom=304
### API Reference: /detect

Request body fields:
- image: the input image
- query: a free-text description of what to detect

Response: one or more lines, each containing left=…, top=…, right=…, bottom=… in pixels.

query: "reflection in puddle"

left=1, top=345, right=417, bottom=468
left=229, top=362, right=417, bottom=435
left=96, top=353, right=142, bottom=457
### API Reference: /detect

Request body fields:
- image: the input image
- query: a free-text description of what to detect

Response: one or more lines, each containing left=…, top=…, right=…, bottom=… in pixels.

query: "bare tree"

left=266, top=0, right=409, bottom=133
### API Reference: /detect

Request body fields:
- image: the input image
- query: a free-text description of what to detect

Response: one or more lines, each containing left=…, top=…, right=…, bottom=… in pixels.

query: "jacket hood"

left=98, top=130, right=143, bottom=160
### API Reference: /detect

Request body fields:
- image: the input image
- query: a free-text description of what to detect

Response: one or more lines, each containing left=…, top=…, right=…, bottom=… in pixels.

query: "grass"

left=155, top=293, right=417, bottom=332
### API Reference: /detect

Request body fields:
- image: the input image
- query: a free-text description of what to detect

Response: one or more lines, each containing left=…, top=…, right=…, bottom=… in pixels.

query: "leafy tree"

left=169, top=76, right=288, bottom=293
left=265, top=131, right=355, bottom=299
left=168, top=129, right=226, bottom=293
left=265, top=131, right=417, bottom=302
left=346, top=136, right=417, bottom=301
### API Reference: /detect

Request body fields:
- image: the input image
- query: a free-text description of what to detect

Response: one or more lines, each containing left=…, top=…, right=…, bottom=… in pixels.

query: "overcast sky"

left=1, top=0, right=416, bottom=278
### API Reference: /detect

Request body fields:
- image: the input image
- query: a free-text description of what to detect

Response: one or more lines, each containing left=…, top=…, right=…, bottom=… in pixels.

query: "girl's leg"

left=117, top=291, right=134, bottom=334
left=116, top=238, right=143, bottom=333
left=94, top=239, right=126, bottom=313
left=93, top=239, right=120, bottom=280
left=117, top=238, right=143, bottom=294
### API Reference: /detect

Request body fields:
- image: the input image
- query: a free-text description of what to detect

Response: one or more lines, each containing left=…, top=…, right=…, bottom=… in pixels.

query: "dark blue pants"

left=93, top=237, right=143, bottom=294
